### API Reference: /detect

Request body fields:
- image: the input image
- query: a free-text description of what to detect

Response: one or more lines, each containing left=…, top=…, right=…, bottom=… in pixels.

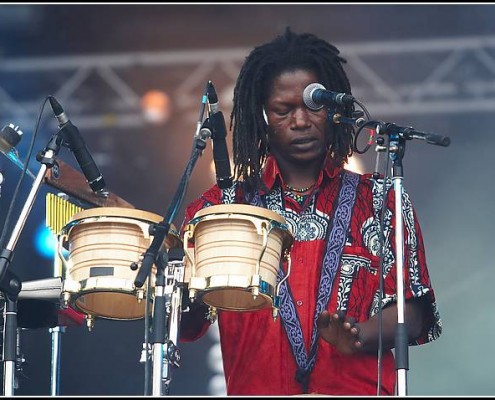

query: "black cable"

left=353, top=98, right=371, bottom=121
left=353, top=118, right=378, bottom=155
left=0, top=97, right=49, bottom=248
left=352, top=99, right=372, bottom=154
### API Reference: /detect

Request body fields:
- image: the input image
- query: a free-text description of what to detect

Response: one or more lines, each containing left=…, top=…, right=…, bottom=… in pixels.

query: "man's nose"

left=292, top=107, right=311, bottom=128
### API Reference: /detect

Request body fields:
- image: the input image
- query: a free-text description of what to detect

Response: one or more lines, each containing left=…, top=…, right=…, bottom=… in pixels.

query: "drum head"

left=74, top=290, right=148, bottom=320
left=201, top=288, right=272, bottom=311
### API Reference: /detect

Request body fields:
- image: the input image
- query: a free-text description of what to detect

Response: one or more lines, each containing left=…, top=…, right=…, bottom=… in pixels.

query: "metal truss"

left=1, top=35, right=495, bottom=131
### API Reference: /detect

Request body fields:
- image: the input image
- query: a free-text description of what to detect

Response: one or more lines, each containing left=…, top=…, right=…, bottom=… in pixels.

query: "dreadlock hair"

left=230, top=27, right=354, bottom=195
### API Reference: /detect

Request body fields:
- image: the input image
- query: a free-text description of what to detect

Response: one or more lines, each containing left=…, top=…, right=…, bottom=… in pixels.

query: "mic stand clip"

left=197, top=119, right=212, bottom=145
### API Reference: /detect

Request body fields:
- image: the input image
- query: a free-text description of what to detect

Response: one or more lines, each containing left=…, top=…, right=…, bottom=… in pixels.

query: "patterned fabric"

left=180, top=154, right=442, bottom=396
left=275, top=170, right=359, bottom=393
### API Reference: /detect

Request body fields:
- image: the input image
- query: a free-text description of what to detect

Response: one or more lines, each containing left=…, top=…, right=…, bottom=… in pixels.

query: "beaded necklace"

left=284, top=182, right=315, bottom=193
left=284, top=182, right=315, bottom=204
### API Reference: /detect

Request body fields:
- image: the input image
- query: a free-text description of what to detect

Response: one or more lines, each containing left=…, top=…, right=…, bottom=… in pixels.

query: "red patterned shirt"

left=181, top=154, right=441, bottom=396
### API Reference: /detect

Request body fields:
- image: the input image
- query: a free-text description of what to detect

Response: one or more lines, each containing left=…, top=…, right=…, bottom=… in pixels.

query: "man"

left=180, top=28, right=441, bottom=396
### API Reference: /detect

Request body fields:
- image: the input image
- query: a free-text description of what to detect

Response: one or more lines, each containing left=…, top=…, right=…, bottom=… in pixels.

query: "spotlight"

left=141, top=90, right=172, bottom=124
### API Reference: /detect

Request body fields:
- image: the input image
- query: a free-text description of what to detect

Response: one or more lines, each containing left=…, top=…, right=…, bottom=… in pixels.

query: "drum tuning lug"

left=189, top=288, right=197, bottom=303
left=251, top=286, right=259, bottom=299
left=207, top=307, right=217, bottom=324
left=62, top=292, right=71, bottom=308
left=86, top=315, right=95, bottom=331
left=272, top=308, right=279, bottom=322
left=136, top=289, right=145, bottom=303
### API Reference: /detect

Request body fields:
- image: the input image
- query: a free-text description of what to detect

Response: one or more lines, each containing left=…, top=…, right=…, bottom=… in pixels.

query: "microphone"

left=48, top=96, right=106, bottom=194
left=377, top=122, right=451, bottom=147
left=206, top=81, right=233, bottom=189
left=303, top=82, right=355, bottom=110
left=332, top=113, right=367, bottom=130
left=0, top=124, right=36, bottom=179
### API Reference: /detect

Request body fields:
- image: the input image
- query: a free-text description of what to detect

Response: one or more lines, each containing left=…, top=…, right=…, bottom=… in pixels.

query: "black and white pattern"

left=368, top=178, right=395, bottom=276
left=337, top=254, right=374, bottom=312
left=220, top=182, right=238, bottom=205
left=265, top=187, right=328, bottom=242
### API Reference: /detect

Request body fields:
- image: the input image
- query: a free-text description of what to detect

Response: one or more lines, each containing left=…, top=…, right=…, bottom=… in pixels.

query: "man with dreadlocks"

left=179, top=28, right=441, bottom=396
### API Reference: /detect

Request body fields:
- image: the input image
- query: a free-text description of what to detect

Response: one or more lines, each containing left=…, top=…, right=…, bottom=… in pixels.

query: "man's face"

left=264, top=69, right=330, bottom=167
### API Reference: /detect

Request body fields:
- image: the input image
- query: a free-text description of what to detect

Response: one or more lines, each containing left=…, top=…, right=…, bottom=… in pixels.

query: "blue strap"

left=276, top=170, right=360, bottom=392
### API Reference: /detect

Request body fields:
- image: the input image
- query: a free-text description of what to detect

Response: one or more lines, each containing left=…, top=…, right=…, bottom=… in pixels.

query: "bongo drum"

left=58, top=207, right=181, bottom=323
left=183, top=204, right=293, bottom=316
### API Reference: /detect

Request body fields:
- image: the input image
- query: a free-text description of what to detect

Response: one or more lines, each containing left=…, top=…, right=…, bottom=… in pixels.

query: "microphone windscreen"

left=302, top=83, right=325, bottom=111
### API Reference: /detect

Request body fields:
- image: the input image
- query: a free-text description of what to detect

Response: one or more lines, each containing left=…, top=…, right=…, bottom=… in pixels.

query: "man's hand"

left=317, top=310, right=363, bottom=355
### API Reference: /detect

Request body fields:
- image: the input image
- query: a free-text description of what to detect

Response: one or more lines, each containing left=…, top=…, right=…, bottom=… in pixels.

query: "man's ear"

left=262, top=107, right=269, bottom=125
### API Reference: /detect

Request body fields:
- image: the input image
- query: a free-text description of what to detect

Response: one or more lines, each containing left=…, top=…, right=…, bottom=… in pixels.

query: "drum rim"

left=194, top=204, right=287, bottom=225
left=69, top=207, right=163, bottom=224
left=64, top=207, right=182, bottom=248
left=191, top=204, right=293, bottom=249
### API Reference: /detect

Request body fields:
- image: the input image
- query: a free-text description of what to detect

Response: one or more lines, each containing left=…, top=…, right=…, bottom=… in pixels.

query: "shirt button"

left=296, top=300, right=303, bottom=306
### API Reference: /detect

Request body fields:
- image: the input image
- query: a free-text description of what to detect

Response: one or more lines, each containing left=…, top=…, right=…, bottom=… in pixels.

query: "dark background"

left=0, top=3, right=494, bottom=396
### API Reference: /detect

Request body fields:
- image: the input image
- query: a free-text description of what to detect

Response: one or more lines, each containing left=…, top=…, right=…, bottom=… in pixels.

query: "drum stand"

left=0, top=132, right=63, bottom=395
left=150, top=248, right=186, bottom=396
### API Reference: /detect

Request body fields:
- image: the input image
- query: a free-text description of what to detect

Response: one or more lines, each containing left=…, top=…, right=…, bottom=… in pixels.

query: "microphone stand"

left=382, top=129, right=409, bottom=396
left=373, top=121, right=450, bottom=396
left=49, top=251, right=64, bottom=396
left=150, top=251, right=167, bottom=396
left=135, top=125, right=208, bottom=396
left=0, top=131, right=64, bottom=396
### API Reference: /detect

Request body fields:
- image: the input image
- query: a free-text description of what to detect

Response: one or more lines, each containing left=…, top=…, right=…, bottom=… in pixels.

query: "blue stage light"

left=34, top=222, right=57, bottom=259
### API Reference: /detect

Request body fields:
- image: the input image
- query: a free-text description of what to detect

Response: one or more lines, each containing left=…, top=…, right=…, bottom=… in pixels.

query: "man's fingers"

left=317, top=310, right=331, bottom=328
left=343, top=316, right=356, bottom=331
left=331, top=310, right=345, bottom=322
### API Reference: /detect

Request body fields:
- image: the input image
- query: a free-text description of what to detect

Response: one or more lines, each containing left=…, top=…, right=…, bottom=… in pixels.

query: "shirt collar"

left=261, top=154, right=341, bottom=193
